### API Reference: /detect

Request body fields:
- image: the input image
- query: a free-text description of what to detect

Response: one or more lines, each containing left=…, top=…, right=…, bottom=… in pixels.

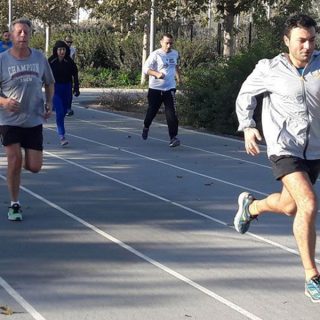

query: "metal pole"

left=141, top=24, right=148, bottom=85
left=208, top=0, right=212, bottom=29
left=45, top=25, right=50, bottom=57
left=149, top=0, right=155, bottom=54
left=8, top=0, right=12, bottom=27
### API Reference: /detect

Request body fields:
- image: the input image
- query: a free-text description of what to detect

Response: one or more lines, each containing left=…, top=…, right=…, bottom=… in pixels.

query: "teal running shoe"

left=8, top=203, right=22, bottom=221
left=305, top=275, right=320, bottom=303
left=234, top=192, right=256, bottom=234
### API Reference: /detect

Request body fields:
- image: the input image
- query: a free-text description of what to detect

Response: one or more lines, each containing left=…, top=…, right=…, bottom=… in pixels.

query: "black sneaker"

left=142, top=127, right=149, bottom=140
left=169, top=137, right=180, bottom=147
left=66, top=110, right=74, bottom=116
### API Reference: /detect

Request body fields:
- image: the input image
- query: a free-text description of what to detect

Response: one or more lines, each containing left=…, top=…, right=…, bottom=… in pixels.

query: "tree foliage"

left=90, top=0, right=209, bottom=33
left=13, top=0, right=75, bottom=26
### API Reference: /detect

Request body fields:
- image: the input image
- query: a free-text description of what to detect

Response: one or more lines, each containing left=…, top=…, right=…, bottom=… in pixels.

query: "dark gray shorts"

left=269, top=155, right=320, bottom=184
left=0, top=125, right=43, bottom=151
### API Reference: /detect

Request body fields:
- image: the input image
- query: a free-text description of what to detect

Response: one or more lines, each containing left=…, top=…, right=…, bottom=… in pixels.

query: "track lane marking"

left=0, top=277, right=46, bottom=320
left=0, top=173, right=263, bottom=320
left=45, top=127, right=271, bottom=196
left=42, top=152, right=320, bottom=264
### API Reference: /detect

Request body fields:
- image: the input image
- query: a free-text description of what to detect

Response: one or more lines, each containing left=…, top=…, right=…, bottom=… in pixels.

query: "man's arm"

left=236, top=59, right=269, bottom=156
left=44, top=83, right=54, bottom=118
left=143, top=51, right=164, bottom=79
left=236, top=59, right=269, bottom=131
left=175, top=65, right=181, bottom=85
left=147, top=68, right=164, bottom=79
left=0, top=96, right=19, bottom=112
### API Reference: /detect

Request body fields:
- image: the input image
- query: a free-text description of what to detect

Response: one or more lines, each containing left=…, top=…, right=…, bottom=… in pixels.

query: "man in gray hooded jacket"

left=234, top=14, right=320, bottom=303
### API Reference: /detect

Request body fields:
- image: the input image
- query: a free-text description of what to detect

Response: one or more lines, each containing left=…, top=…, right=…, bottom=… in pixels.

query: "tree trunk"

left=223, top=10, right=234, bottom=57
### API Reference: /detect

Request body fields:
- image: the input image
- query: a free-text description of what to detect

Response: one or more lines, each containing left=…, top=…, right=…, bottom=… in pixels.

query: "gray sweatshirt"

left=0, top=48, right=54, bottom=127
left=236, top=51, right=320, bottom=160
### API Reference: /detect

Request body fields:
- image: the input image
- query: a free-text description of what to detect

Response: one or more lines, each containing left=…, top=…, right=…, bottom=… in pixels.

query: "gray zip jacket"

left=236, top=51, right=320, bottom=160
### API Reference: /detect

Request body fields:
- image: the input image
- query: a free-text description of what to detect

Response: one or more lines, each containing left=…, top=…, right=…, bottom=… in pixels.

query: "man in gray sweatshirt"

left=234, top=14, right=320, bottom=303
left=0, top=18, right=54, bottom=221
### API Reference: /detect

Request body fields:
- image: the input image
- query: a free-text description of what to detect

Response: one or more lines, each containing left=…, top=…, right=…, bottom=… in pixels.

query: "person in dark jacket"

left=48, top=40, right=80, bottom=146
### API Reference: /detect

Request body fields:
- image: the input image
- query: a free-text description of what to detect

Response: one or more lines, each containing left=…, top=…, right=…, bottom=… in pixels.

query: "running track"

left=0, top=90, right=319, bottom=320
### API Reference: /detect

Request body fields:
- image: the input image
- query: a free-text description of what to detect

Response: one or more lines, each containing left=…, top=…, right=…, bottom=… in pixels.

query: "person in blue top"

left=0, top=30, right=13, bottom=53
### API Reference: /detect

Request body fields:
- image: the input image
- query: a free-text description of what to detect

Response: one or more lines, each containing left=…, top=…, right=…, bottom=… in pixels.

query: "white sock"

left=11, top=201, right=20, bottom=206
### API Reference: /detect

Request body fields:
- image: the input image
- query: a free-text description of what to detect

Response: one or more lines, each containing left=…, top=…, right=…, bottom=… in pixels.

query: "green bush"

left=30, top=32, right=45, bottom=51
left=79, top=67, right=141, bottom=87
left=178, top=38, right=279, bottom=135
left=175, top=38, right=217, bottom=70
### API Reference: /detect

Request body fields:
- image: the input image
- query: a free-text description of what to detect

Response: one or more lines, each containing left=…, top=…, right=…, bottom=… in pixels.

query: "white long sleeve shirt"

left=143, top=48, right=179, bottom=91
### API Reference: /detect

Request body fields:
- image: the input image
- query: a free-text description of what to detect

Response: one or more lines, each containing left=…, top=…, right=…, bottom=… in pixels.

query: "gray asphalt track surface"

left=0, top=89, right=319, bottom=320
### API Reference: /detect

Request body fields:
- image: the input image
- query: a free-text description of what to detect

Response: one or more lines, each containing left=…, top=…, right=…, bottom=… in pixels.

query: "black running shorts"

left=269, top=155, right=320, bottom=184
left=0, top=125, right=43, bottom=151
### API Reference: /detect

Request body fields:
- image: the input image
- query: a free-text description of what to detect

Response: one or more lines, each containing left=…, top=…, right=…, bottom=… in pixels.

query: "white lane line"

left=42, top=152, right=320, bottom=264
left=1, top=180, right=262, bottom=320
left=71, top=118, right=271, bottom=170
left=73, top=105, right=246, bottom=143
left=0, top=277, right=46, bottom=320
left=44, top=127, right=270, bottom=197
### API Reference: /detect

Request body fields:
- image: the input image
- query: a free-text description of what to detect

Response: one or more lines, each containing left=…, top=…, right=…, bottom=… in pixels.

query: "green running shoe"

left=234, top=192, right=256, bottom=234
left=305, top=275, right=320, bottom=303
left=8, top=203, right=22, bottom=221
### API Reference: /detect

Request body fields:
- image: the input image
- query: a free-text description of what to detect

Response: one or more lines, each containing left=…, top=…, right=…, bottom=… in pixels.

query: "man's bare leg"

left=23, top=148, right=42, bottom=173
left=282, top=172, right=318, bottom=281
left=249, top=185, right=296, bottom=217
left=5, top=144, right=22, bottom=202
left=248, top=171, right=318, bottom=280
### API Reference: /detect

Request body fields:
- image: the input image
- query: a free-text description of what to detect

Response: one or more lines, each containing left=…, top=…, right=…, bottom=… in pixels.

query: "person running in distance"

left=234, top=14, right=320, bottom=303
left=48, top=40, right=80, bottom=146
left=0, top=18, right=54, bottom=221
left=142, top=33, right=181, bottom=147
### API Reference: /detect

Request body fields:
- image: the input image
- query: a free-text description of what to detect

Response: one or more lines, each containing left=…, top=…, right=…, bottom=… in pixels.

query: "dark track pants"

left=53, top=82, right=72, bottom=137
left=143, top=88, right=179, bottom=139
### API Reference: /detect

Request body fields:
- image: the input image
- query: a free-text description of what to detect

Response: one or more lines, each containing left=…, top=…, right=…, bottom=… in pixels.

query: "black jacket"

left=48, top=40, right=79, bottom=94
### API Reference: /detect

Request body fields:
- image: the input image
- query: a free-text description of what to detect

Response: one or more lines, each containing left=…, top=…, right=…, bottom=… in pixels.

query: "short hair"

left=10, top=17, right=32, bottom=31
left=284, top=14, right=317, bottom=38
left=161, top=33, right=173, bottom=40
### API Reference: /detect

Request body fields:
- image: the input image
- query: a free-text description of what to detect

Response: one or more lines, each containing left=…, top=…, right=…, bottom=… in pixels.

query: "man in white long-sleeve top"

left=141, top=33, right=181, bottom=147
left=234, top=14, right=320, bottom=303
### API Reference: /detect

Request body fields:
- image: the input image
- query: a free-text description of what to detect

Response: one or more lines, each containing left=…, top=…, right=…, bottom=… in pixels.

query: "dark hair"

left=161, top=33, right=173, bottom=40
left=284, top=14, right=317, bottom=38
left=52, top=40, right=70, bottom=57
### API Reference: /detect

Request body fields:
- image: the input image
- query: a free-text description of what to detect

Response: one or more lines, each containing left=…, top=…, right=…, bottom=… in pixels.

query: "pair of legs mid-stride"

left=142, top=88, right=180, bottom=147
left=53, top=82, right=72, bottom=146
left=0, top=125, right=44, bottom=221
left=234, top=156, right=320, bottom=303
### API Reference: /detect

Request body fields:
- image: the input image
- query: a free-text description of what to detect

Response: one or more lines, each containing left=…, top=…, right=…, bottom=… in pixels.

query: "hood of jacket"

left=52, top=40, right=70, bottom=57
